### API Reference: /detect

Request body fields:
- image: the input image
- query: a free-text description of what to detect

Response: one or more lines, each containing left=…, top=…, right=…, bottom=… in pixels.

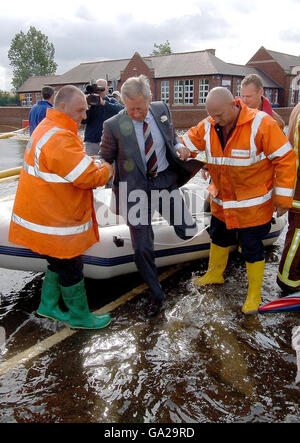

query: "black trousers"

left=46, top=255, right=84, bottom=287
left=209, top=215, right=271, bottom=263
left=128, top=169, right=197, bottom=302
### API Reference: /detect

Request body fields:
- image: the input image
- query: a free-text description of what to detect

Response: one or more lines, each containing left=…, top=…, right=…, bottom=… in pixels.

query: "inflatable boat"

left=0, top=184, right=286, bottom=279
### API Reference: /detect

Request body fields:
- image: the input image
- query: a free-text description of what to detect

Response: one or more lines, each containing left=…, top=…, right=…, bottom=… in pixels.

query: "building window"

left=222, top=79, right=231, bottom=90
left=25, top=93, right=32, bottom=106
left=264, top=88, right=273, bottom=103
left=273, top=89, right=279, bottom=105
left=236, top=79, right=242, bottom=97
left=174, top=79, right=194, bottom=104
left=161, top=81, right=169, bottom=104
left=36, top=93, right=41, bottom=102
left=199, top=79, right=209, bottom=104
left=290, top=85, right=295, bottom=105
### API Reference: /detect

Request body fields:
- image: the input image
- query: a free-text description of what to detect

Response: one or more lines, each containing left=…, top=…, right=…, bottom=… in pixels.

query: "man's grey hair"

left=121, top=75, right=152, bottom=101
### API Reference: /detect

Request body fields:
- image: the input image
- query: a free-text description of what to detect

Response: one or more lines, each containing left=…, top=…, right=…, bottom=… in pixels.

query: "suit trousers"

left=128, top=168, right=197, bottom=302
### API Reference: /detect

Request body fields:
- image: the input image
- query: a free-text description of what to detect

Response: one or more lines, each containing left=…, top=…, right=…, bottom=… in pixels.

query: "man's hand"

left=176, top=145, right=191, bottom=161
left=99, top=97, right=106, bottom=106
left=275, top=207, right=288, bottom=217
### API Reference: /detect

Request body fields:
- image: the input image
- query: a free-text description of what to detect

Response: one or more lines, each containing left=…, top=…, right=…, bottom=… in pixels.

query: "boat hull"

left=0, top=185, right=286, bottom=279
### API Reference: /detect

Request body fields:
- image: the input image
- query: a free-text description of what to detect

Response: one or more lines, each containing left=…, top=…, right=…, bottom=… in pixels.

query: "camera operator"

left=82, top=78, right=123, bottom=156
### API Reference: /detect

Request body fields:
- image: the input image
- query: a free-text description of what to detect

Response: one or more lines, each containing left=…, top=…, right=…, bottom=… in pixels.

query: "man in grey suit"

left=100, top=75, right=202, bottom=317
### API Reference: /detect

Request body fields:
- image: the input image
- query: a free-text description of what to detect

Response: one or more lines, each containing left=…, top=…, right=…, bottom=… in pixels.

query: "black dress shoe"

left=144, top=298, right=163, bottom=318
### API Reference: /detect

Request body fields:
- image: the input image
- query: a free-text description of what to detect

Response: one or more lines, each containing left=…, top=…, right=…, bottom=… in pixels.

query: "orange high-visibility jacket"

left=9, top=108, right=113, bottom=259
left=183, top=99, right=297, bottom=229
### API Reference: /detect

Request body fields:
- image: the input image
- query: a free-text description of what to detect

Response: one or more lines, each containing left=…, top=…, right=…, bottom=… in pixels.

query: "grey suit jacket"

left=100, top=101, right=203, bottom=217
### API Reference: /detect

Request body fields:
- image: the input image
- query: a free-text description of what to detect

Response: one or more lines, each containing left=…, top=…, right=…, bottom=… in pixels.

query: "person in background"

left=29, top=86, right=55, bottom=135
left=82, top=79, right=123, bottom=156
left=112, top=90, right=123, bottom=104
left=277, top=103, right=300, bottom=292
left=9, top=85, right=114, bottom=330
left=183, top=87, right=296, bottom=314
left=241, top=73, right=285, bottom=130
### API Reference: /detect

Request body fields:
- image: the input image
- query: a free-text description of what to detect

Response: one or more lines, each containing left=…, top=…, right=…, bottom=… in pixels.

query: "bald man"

left=183, top=87, right=296, bottom=314
left=9, top=85, right=113, bottom=329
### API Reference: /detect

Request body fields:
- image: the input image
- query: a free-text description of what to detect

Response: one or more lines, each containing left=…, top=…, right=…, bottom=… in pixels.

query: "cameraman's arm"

left=102, top=98, right=123, bottom=117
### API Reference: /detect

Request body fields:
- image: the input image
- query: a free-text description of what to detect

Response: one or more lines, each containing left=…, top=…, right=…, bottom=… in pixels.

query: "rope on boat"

left=115, top=218, right=210, bottom=247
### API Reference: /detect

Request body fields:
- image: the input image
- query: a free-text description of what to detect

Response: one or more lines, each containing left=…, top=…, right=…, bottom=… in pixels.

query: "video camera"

left=84, top=82, right=106, bottom=106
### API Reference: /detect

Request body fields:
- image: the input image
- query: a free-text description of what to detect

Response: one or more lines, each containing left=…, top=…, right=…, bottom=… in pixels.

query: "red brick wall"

left=0, top=106, right=30, bottom=129
left=119, top=53, right=155, bottom=94
left=246, top=47, right=290, bottom=107
left=0, top=105, right=293, bottom=132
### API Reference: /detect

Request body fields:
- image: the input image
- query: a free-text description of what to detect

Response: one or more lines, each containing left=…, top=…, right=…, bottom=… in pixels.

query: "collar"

left=45, top=108, right=78, bottom=134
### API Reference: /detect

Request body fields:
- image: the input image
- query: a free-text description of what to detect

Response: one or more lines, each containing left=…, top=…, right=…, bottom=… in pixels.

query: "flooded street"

left=0, top=135, right=299, bottom=425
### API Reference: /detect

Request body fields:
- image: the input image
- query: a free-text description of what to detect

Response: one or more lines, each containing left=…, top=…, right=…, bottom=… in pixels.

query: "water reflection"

left=0, top=137, right=27, bottom=170
left=0, top=139, right=299, bottom=422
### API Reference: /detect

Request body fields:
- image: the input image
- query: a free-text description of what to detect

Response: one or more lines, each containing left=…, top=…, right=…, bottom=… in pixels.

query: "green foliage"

left=0, top=91, right=19, bottom=106
left=150, top=40, right=172, bottom=56
left=8, top=26, right=57, bottom=91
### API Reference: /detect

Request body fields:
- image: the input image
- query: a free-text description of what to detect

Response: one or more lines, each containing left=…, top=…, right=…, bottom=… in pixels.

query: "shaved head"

left=54, top=85, right=88, bottom=126
left=206, top=87, right=234, bottom=107
left=205, top=87, right=238, bottom=128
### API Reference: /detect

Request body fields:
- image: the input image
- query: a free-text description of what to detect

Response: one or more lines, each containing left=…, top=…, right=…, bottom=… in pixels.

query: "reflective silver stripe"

left=34, top=127, right=63, bottom=169
left=182, top=132, right=198, bottom=152
left=64, top=155, right=93, bottom=182
left=267, top=142, right=293, bottom=160
left=275, top=187, right=294, bottom=197
left=204, top=120, right=212, bottom=162
left=24, top=127, right=92, bottom=184
left=231, top=149, right=250, bottom=158
left=212, top=189, right=273, bottom=209
left=25, top=139, right=33, bottom=154
left=23, top=162, right=69, bottom=183
left=250, top=111, right=267, bottom=158
left=11, top=213, right=93, bottom=236
left=205, top=114, right=268, bottom=167
left=103, top=162, right=114, bottom=181
left=208, top=152, right=266, bottom=167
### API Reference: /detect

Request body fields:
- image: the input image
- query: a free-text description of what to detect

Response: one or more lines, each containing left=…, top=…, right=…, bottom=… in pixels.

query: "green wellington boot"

left=60, top=279, right=111, bottom=329
left=37, top=269, right=70, bottom=322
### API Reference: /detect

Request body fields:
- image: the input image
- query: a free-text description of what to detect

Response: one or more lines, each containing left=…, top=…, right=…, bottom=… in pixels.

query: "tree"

left=8, top=26, right=57, bottom=91
left=150, top=40, right=172, bottom=56
left=0, top=91, right=19, bottom=106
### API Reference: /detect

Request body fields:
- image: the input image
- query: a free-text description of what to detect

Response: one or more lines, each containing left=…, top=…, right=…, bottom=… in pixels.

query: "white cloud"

left=1, top=0, right=300, bottom=90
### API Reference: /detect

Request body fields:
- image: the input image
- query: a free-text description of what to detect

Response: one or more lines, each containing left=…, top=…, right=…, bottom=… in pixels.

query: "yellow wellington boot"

left=194, top=243, right=230, bottom=286
left=242, top=260, right=265, bottom=314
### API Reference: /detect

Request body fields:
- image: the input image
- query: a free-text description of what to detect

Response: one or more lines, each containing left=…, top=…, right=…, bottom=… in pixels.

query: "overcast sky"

left=1, top=0, right=300, bottom=91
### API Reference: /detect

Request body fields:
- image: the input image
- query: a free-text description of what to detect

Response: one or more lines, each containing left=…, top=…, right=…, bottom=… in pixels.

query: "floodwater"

left=0, top=134, right=299, bottom=425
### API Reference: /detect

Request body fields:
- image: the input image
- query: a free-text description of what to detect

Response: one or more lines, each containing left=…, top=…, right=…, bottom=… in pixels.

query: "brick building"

left=18, top=48, right=281, bottom=111
left=247, top=46, right=300, bottom=107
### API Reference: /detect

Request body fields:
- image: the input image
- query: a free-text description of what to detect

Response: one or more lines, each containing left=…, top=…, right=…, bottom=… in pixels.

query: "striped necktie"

left=143, top=121, right=158, bottom=178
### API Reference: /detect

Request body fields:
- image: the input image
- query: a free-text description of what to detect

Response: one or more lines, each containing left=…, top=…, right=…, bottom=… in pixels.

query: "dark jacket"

left=100, top=101, right=203, bottom=218
left=29, top=100, right=53, bottom=135
left=83, top=96, right=123, bottom=143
